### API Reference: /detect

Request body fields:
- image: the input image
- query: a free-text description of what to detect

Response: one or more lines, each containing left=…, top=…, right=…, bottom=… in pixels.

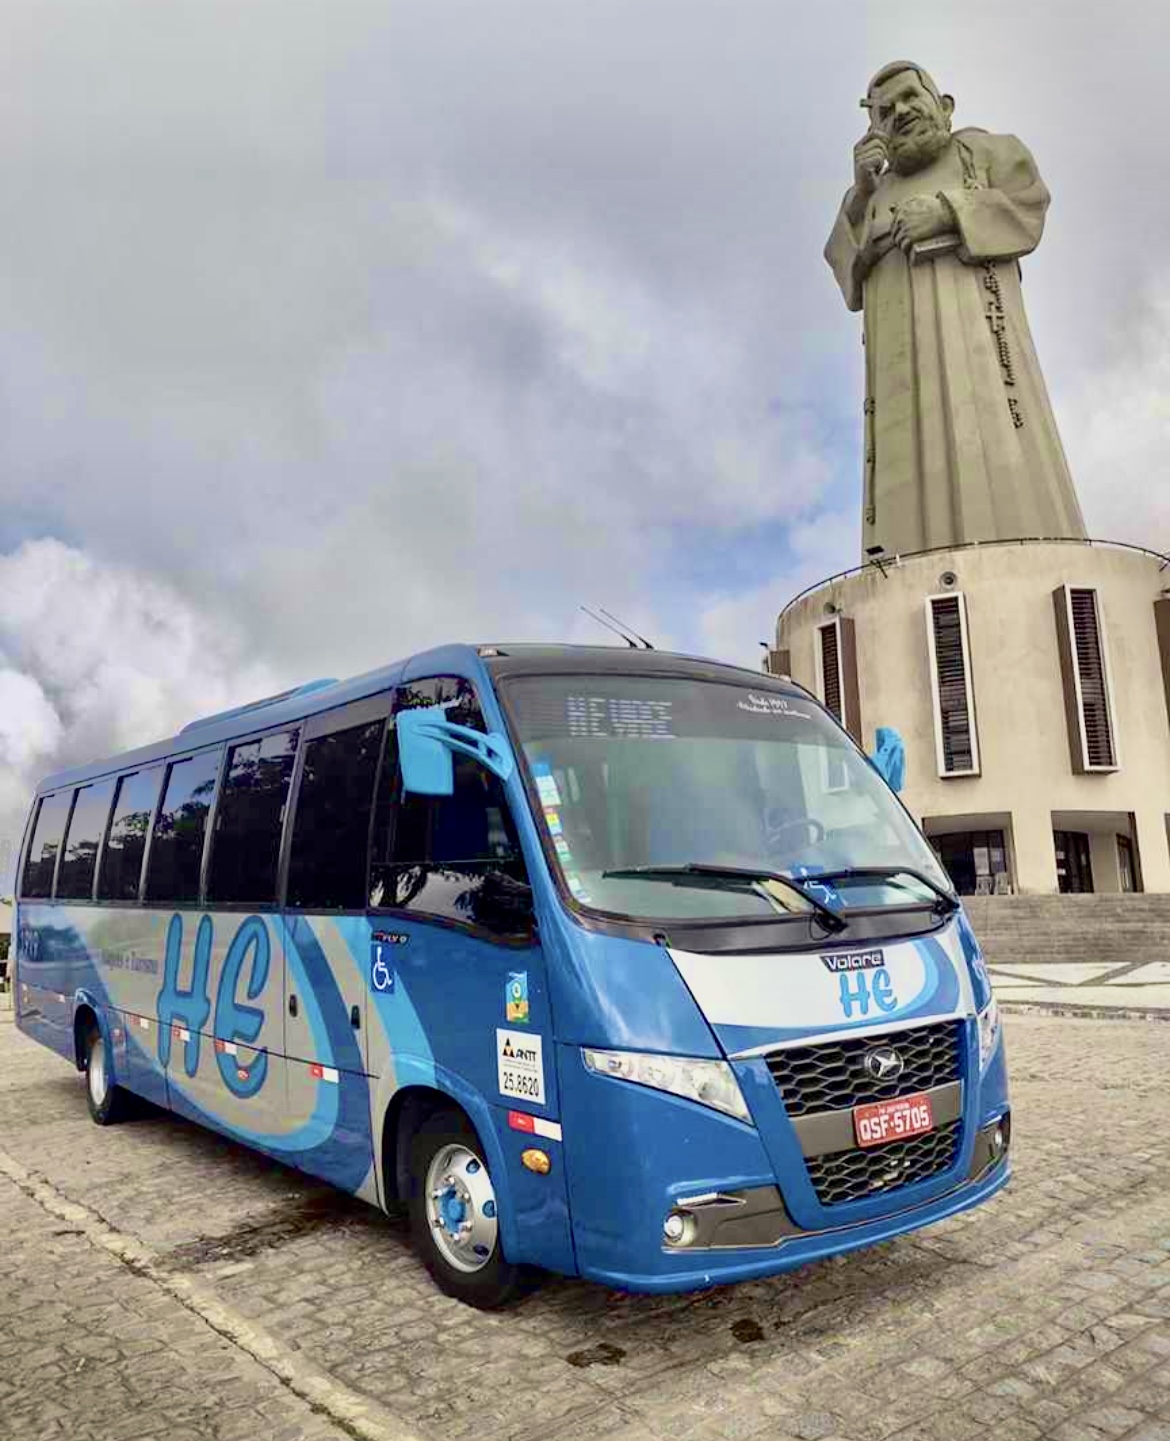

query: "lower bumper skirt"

left=580, top=1117, right=1012, bottom=1294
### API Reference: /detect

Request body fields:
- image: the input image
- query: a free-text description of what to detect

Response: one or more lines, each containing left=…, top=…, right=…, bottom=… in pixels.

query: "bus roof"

left=34, top=642, right=804, bottom=794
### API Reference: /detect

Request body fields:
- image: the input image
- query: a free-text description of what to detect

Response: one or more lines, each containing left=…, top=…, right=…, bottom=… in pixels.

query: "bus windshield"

left=502, top=674, right=951, bottom=923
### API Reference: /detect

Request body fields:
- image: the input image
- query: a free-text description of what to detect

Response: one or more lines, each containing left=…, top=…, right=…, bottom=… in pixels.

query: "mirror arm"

left=410, top=719, right=515, bottom=783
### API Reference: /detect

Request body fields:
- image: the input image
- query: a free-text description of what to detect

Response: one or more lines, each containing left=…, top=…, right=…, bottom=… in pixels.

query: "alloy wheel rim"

left=88, top=1038, right=107, bottom=1106
left=424, top=1142, right=498, bottom=1273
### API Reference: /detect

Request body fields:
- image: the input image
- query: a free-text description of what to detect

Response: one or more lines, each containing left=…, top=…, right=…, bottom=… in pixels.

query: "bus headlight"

left=581, top=1048, right=752, bottom=1124
left=978, top=996, right=1001, bottom=1071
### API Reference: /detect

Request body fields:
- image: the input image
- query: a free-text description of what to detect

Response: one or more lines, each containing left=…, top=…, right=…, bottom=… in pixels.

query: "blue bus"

left=13, top=644, right=1009, bottom=1306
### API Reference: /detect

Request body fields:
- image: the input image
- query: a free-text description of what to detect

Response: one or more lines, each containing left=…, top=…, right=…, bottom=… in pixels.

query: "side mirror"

left=397, top=706, right=515, bottom=797
left=870, top=725, right=905, bottom=793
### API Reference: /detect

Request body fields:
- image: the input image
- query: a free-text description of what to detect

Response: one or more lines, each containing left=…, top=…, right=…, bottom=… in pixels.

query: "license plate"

left=854, top=1092, right=934, bottom=1148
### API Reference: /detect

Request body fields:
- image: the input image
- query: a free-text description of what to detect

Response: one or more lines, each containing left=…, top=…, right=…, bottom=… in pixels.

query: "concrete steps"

left=964, top=894, right=1170, bottom=969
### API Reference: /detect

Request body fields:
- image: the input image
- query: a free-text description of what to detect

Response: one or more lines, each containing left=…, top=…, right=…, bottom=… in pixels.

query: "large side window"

left=98, top=768, right=163, bottom=902
left=146, top=749, right=222, bottom=904
left=57, top=780, right=117, bottom=900
left=20, top=792, right=72, bottom=899
left=369, top=678, right=531, bottom=937
left=287, top=717, right=385, bottom=910
left=207, top=729, right=299, bottom=905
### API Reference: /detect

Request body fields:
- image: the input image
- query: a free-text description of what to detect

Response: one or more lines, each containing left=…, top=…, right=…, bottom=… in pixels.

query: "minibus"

left=13, top=644, right=1009, bottom=1306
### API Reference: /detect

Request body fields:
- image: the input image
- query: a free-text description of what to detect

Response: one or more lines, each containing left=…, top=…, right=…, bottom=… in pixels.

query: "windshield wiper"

left=794, top=866, right=959, bottom=916
left=600, top=863, right=847, bottom=933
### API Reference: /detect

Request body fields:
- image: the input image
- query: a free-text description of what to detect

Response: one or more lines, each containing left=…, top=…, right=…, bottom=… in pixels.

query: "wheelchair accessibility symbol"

left=371, top=945, right=395, bottom=994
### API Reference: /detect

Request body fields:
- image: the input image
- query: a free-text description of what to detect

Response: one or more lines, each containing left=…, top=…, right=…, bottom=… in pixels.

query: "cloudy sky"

left=1, top=0, right=1168, bottom=869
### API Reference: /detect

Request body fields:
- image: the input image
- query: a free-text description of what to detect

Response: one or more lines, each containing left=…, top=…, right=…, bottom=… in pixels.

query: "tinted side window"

left=146, top=750, right=222, bottom=904
left=369, top=679, right=531, bottom=937
left=98, top=769, right=163, bottom=901
left=287, top=720, right=385, bottom=910
left=57, top=780, right=117, bottom=900
left=207, top=729, right=299, bottom=905
left=20, top=792, right=72, bottom=899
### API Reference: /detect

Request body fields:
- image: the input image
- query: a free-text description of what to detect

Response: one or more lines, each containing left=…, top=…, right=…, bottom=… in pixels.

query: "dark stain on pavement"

left=731, top=1318, right=766, bottom=1343
left=565, top=1341, right=626, bottom=1368
left=155, top=1193, right=371, bottom=1270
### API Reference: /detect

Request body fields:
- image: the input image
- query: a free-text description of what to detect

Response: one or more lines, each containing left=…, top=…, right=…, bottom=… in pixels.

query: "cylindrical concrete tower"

left=772, top=539, right=1170, bottom=895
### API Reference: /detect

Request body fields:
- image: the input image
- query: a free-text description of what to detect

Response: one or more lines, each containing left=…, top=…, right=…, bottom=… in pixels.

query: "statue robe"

left=825, top=129, right=1086, bottom=558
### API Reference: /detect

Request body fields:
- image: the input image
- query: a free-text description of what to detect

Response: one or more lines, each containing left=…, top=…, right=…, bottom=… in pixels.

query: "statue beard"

left=887, top=118, right=951, bottom=175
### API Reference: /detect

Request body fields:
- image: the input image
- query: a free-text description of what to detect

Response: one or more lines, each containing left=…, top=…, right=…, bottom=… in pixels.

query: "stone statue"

left=825, top=61, right=1086, bottom=558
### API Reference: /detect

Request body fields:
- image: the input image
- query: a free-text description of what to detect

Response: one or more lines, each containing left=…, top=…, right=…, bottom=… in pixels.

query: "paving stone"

left=1, top=1014, right=1169, bottom=1441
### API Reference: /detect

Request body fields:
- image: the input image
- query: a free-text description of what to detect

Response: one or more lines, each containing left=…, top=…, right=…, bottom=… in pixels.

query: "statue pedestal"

left=774, top=539, right=1170, bottom=896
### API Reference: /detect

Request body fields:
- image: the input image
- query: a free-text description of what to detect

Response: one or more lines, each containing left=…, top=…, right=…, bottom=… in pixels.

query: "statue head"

left=863, top=62, right=955, bottom=175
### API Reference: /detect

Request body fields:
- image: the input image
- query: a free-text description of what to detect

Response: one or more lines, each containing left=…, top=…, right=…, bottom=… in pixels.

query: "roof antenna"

left=579, top=605, right=637, bottom=648
left=598, top=607, right=655, bottom=650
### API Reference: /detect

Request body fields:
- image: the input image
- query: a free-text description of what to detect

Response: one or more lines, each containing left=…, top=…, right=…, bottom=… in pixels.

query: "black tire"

left=84, top=1024, right=133, bottom=1125
left=406, top=1108, right=530, bottom=1309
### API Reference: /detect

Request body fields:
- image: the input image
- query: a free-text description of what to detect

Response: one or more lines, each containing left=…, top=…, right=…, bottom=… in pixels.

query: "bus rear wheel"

left=84, top=1025, right=131, bottom=1126
left=407, top=1109, right=528, bottom=1309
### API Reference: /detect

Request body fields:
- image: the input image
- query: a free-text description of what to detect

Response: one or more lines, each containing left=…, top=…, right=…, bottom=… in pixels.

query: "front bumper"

left=556, top=1027, right=1010, bottom=1292
left=581, top=1148, right=1011, bottom=1293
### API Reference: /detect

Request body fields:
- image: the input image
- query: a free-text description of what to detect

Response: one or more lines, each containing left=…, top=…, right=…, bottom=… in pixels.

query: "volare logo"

left=820, top=948, right=885, bottom=973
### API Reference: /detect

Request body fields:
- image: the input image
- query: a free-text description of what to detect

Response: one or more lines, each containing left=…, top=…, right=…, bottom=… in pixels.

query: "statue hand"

left=891, top=195, right=952, bottom=252
left=853, top=132, right=888, bottom=198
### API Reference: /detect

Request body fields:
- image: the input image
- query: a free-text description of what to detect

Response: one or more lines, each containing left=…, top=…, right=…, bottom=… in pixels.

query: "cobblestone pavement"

left=991, top=960, right=1170, bottom=1017
left=1, top=1013, right=1168, bottom=1441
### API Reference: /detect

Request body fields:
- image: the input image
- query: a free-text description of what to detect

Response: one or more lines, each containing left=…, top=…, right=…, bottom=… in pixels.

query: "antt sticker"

left=497, top=1029, right=545, bottom=1105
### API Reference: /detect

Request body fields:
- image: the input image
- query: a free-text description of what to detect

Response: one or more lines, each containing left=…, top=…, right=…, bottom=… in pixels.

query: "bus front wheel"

left=84, top=1025, right=131, bottom=1126
left=407, top=1109, right=528, bottom=1309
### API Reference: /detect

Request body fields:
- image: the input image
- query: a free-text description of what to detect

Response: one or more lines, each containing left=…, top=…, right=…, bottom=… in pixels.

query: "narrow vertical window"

left=20, top=792, right=73, bottom=899
left=816, top=616, right=862, bottom=743
left=818, top=620, right=842, bottom=720
left=146, top=749, right=222, bottom=904
left=99, top=768, right=163, bottom=902
left=207, top=729, right=299, bottom=905
left=1053, top=585, right=1118, bottom=772
left=57, top=780, right=117, bottom=900
left=925, top=593, right=980, bottom=777
left=287, top=718, right=385, bottom=910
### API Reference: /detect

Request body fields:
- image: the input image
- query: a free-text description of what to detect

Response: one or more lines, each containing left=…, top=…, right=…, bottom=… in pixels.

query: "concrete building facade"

left=772, top=538, right=1170, bottom=896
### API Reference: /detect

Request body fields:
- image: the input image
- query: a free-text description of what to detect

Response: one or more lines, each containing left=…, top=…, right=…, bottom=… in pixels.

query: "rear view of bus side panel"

left=16, top=791, right=79, bottom=1064
left=17, top=769, right=182, bottom=1106
left=15, top=904, right=81, bottom=1066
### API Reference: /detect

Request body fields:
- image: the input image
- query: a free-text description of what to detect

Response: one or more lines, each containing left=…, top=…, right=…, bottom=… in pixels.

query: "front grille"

left=766, top=1019, right=962, bottom=1118
left=806, top=1120, right=961, bottom=1206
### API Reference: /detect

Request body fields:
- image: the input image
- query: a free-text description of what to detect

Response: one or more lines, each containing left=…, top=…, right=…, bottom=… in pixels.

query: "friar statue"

left=825, top=61, right=1086, bottom=558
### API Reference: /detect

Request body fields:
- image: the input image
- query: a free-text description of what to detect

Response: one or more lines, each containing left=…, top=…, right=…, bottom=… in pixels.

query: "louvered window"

left=925, top=594, right=980, bottom=777
left=1070, top=590, right=1115, bottom=767
left=815, top=616, right=862, bottom=745
left=818, top=621, right=842, bottom=721
left=1054, top=586, right=1118, bottom=772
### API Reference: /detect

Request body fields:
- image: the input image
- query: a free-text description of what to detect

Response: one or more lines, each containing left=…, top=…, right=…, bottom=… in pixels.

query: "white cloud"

left=1059, top=288, right=1170, bottom=547
left=0, top=0, right=1166, bottom=798
left=696, top=511, right=861, bottom=669
left=0, top=539, right=279, bottom=883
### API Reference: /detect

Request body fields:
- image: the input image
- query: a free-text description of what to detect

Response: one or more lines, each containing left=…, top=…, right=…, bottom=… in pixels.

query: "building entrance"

left=1054, top=830, right=1094, bottom=893
left=933, top=829, right=1009, bottom=896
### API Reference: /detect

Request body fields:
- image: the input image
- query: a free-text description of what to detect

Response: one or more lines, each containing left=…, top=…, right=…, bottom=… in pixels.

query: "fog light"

left=521, top=1148, right=551, bottom=1174
left=991, top=1125, right=1004, bottom=1157
left=664, top=1211, right=698, bottom=1246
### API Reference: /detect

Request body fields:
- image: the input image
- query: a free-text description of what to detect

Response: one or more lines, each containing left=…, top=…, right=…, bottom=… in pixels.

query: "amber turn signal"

left=520, top=1148, right=551, bottom=1174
